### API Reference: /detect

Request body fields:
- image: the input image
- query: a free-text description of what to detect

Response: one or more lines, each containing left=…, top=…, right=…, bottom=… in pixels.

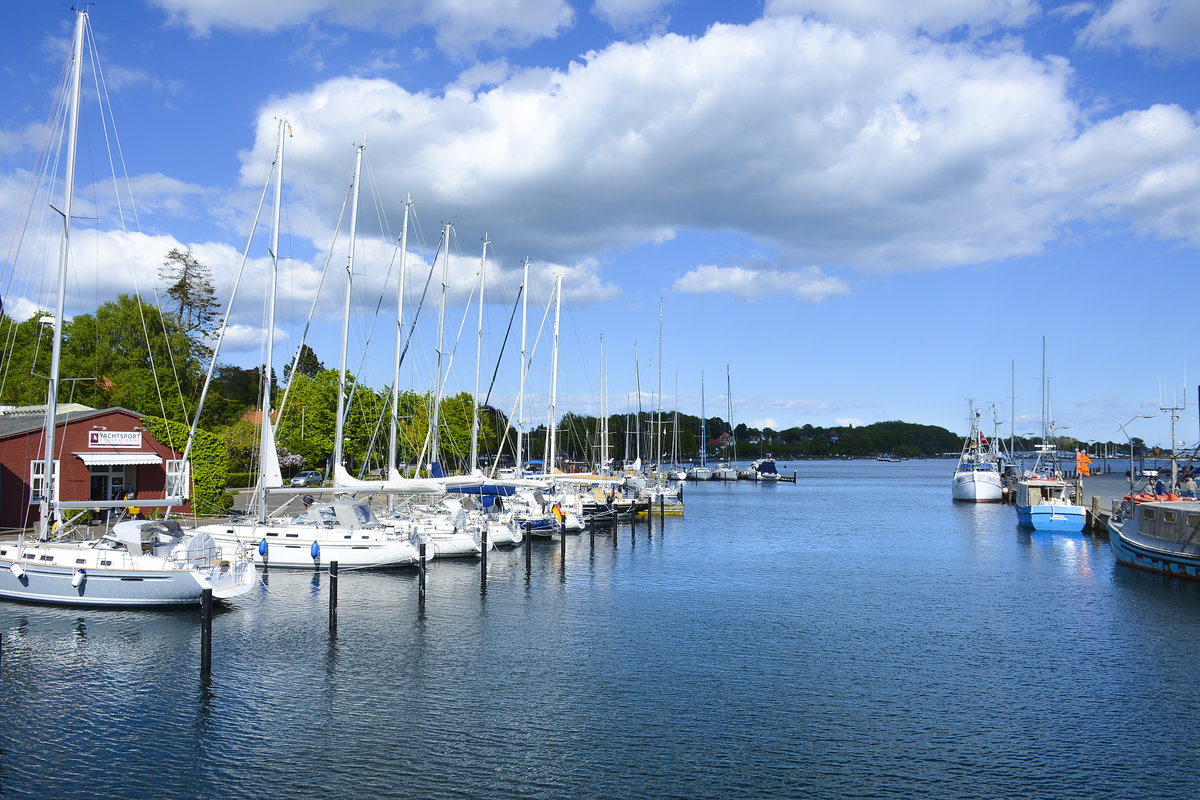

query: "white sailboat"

left=0, top=8, right=257, bottom=605
left=712, top=365, right=738, bottom=481
left=687, top=371, right=713, bottom=481
left=195, top=138, right=424, bottom=568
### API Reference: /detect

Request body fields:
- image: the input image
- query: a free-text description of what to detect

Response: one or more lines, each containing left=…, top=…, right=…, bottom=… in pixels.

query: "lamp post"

left=1119, top=414, right=1154, bottom=494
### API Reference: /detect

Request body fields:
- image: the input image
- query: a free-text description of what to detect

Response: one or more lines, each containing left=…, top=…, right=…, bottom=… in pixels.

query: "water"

left=4, top=459, right=1200, bottom=799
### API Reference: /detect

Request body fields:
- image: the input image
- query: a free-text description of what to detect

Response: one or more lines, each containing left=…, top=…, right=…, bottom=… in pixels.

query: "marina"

left=4, top=459, right=1200, bottom=798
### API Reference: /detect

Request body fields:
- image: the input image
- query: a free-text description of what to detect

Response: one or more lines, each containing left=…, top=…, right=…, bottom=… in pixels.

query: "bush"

left=142, top=417, right=233, bottom=514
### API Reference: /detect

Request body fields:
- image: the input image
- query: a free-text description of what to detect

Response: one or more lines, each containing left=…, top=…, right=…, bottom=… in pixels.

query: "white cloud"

left=593, top=0, right=673, bottom=31
left=1079, top=0, right=1200, bottom=58
left=764, top=0, right=1039, bottom=36
left=151, top=0, right=575, bottom=55
left=673, top=265, right=849, bottom=302
left=238, top=16, right=1114, bottom=281
left=835, top=417, right=864, bottom=427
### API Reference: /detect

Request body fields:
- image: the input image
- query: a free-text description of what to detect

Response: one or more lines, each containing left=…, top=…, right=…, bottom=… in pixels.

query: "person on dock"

left=1183, top=475, right=1198, bottom=499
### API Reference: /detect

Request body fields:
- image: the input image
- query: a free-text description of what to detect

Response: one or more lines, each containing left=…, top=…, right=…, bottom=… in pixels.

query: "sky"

left=1, top=0, right=1198, bottom=450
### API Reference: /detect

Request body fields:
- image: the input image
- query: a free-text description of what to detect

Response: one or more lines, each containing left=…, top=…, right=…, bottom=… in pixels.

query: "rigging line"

left=274, top=182, right=352, bottom=425
left=481, top=283, right=522, bottom=410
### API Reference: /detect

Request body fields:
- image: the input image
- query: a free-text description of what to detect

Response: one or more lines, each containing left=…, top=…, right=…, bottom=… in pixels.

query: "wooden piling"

left=588, top=514, right=595, bottom=548
left=525, top=521, right=532, bottom=574
left=480, top=527, right=488, bottom=592
left=560, top=518, right=567, bottom=561
left=659, top=494, right=665, bottom=525
left=418, top=541, right=427, bottom=605
left=329, top=560, right=338, bottom=636
left=200, top=588, right=213, bottom=675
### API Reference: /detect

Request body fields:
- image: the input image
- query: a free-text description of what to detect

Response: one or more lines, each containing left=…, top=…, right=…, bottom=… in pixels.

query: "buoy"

left=9, top=562, right=26, bottom=580
left=310, top=541, right=320, bottom=560
left=258, top=538, right=268, bottom=556
left=72, top=568, right=86, bottom=588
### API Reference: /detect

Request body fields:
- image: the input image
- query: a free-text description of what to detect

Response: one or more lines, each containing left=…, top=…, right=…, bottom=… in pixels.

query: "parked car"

left=290, top=469, right=323, bottom=487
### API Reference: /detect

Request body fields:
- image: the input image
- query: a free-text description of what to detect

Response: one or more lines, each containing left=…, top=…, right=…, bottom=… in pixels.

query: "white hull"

left=951, top=470, right=1003, bottom=502
left=686, top=467, right=713, bottom=481
left=198, top=522, right=420, bottom=569
left=0, top=526, right=257, bottom=606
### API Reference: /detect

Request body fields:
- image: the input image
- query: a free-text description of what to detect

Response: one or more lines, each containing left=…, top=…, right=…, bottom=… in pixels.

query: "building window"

left=29, top=460, right=61, bottom=505
left=165, top=459, right=190, bottom=499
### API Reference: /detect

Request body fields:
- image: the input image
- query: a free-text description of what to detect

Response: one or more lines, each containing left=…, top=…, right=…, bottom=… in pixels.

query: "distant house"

left=707, top=432, right=731, bottom=449
left=0, top=405, right=191, bottom=532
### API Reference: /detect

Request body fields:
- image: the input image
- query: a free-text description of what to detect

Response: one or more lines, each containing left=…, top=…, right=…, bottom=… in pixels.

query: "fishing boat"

left=951, top=402, right=1002, bottom=502
left=1107, top=498, right=1200, bottom=579
left=0, top=9, right=257, bottom=606
left=1014, top=340, right=1085, bottom=532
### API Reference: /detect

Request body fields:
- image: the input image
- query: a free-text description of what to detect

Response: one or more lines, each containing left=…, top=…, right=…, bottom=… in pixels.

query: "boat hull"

left=199, top=524, right=420, bottom=569
left=951, top=470, right=1003, bottom=502
left=0, top=545, right=256, bottom=607
left=1107, top=501, right=1200, bottom=580
left=1015, top=504, right=1086, bottom=532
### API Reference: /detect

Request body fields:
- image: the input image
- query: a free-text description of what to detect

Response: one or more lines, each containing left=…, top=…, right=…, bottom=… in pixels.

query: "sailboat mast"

left=431, top=222, right=451, bottom=468
left=516, top=258, right=529, bottom=474
left=600, top=335, right=608, bottom=472
left=547, top=275, right=563, bottom=475
left=257, top=118, right=287, bottom=523
left=39, top=8, right=86, bottom=540
left=469, top=235, right=489, bottom=473
left=700, top=371, right=707, bottom=468
left=634, top=344, right=642, bottom=466
left=387, top=195, right=412, bottom=477
left=726, top=364, right=735, bottom=462
left=656, top=299, right=663, bottom=472
left=333, top=141, right=363, bottom=474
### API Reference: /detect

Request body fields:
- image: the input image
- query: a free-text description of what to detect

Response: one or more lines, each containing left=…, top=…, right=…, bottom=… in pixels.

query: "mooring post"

left=480, top=527, right=488, bottom=592
left=525, top=521, right=533, bottom=574
left=200, top=588, right=213, bottom=675
left=659, top=493, right=665, bottom=525
left=560, top=519, right=567, bottom=561
left=588, top=514, right=595, bottom=548
left=418, top=541, right=427, bottom=605
left=329, top=560, right=338, bottom=636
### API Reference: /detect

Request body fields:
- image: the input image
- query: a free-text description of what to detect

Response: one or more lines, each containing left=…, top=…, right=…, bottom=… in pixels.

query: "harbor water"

left=3, top=459, right=1200, bottom=799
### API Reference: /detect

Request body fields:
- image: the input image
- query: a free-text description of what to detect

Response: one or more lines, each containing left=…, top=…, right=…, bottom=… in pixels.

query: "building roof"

left=0, top=405, right=145, bottom=441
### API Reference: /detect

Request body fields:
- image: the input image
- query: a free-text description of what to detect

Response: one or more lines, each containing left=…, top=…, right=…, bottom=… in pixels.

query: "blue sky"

left=2, top=1, right=1198, bottom=449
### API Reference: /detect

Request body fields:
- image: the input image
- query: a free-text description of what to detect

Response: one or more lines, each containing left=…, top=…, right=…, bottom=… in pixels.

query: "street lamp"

left=1119, top=414, right=1154, bottom=494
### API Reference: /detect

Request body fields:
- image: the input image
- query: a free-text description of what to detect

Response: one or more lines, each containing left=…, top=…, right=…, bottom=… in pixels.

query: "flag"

left=1075, top=450, right=1092, bottom=477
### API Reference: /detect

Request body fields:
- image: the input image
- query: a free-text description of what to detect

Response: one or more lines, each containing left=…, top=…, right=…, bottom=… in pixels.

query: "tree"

left=159, top=248, right=219, bottom=353
left=282, top=344, right=324, bottom=382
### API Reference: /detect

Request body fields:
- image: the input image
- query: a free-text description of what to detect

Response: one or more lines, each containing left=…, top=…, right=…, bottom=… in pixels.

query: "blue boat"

left=1108, top=499, right=1200, bottom=579
left=1014, top=446, right=1086, bottom=532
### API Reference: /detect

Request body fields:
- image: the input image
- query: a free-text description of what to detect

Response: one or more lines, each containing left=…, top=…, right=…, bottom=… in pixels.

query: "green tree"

left=282, top=343, right=325, bottom=382
left=159, top=248, right=218, bottom=347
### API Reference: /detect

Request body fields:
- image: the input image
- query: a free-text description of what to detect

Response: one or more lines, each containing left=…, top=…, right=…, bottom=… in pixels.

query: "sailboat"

left=712, top=366, right=739, bottom=481
left=0, top=9, right=257, bottom=605
left=194, top=137, right=425, bottom=568
left=1014, top=339, right=1085, bottom=531
left=687, top=372, right=713, bottom=480
left=951, top=400, right=1003, bottom=502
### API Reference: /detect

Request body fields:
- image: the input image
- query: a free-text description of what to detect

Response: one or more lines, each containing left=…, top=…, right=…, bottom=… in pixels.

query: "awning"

left=73, top=451, right=163, bottom=466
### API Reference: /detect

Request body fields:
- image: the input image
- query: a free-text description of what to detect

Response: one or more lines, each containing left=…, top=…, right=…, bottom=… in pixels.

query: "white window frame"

left=165, top=458, right=191, bottom=500
left=29, top=460, right=61, bottom=505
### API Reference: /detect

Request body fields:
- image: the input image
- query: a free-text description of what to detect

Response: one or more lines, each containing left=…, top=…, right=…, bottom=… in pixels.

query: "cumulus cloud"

left=238, top=16, right=1116, bottom=280
left=150, top=0, right=575, bottom=55
left=1079, top=0, right=1200, bottom=58
left=673, top=265, right=849, bottom=303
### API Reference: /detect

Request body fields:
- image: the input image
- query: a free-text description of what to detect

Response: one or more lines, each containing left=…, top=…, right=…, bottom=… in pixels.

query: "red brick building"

left=0, top=405, right=191, bottom=532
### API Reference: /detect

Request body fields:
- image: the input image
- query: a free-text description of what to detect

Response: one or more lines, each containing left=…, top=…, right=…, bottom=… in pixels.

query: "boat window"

left=1164, top=510, right=1178, bottom=524
left=1188, top=514, right=1200, bottom=527
left=1143, top=508, right=1156, bottom=521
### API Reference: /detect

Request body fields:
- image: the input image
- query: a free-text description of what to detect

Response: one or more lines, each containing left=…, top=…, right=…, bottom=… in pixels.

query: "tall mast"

left=387, top=195, right=412, bottom=477
left=634, top=344, right=642, bottom=466
left=600, top=335, right=608, bottom=472
left=547, top=275, right=563, bottom=475
left=726, top=364, right=735, bottom=463
left=333, top=141, right=364, bottom=474
left=431, top=222, right=452, bottom=468
left=256, top=118, right=287, bottom=523
left=39, top=8, right=86, bottom=540
left=700, top=371, right=707, bottom=468
left=469, top=234, right=489, bottom=473
left=656, top=298, right=663, bottom=472
left=517, top=258, right=528, bottom=473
